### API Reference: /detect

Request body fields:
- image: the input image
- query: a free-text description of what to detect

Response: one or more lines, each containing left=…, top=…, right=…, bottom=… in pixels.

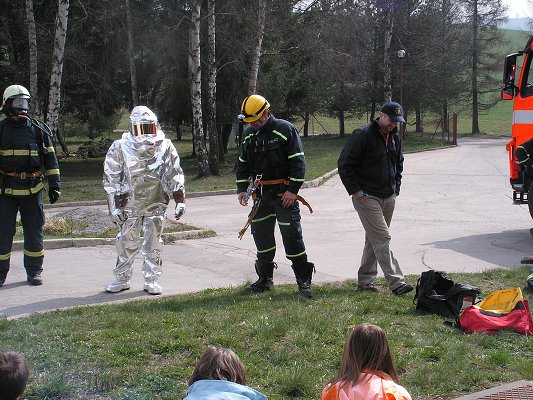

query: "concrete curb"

left=301, top=168, right=338, bottom=188
left=43, top=169, right=339, bottom=209
left=12, top=230, right=211, bottom=251
left=403, top=144, right=457, bottom=154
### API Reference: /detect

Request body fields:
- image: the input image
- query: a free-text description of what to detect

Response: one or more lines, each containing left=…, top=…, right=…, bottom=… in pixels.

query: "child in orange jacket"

left=322, top=324, right=411, bottom=400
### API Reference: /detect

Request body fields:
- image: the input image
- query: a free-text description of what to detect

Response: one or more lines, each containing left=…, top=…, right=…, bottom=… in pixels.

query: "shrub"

left=77, top=138, right=114, bottom=158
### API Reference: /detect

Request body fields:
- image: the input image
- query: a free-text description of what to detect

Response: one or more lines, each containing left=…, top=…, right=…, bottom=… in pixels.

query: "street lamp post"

left=397, top=49, right=406, bottom=139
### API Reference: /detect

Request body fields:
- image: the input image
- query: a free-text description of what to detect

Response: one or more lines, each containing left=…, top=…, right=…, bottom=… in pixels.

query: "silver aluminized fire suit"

left=103, top=106, right=185, bottom=295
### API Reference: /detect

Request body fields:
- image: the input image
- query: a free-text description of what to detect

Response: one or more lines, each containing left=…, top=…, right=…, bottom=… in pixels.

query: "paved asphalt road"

left=1, top=137, right=532, bottom=319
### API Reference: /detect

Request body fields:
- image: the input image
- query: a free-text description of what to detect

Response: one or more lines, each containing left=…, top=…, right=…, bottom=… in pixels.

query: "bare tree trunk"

left=471, top=0, right=480, bottom=134
left=125, top=0, right=138, bottom=107
left=415, top=99, right=422, bottom=132
left=25, top=0, right=40, bottom=116
left=338, top=110, right=345, bottom=137
left=206, top=0, right=219, bottom=175
left=46, top=0, right=70, bottom=154
left=303, top=112, right=309, bottom=137
left=442, top=104, right=449, bottom=134
left=188, top=0, right=210, bottom=177
left=383, top=3, right=393, bottom=102
left=247, top=0, right=266, bottom=94
left=217, top=125, right=225, bottom=163
left=221, top=123, right=232, bottom=154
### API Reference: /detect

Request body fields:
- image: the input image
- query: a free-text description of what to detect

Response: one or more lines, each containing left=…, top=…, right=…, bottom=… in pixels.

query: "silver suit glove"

left=174, top=203, right=186, bottom=220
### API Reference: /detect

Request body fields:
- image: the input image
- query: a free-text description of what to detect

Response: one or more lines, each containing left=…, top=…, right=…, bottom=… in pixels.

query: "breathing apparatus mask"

left=8, top=97, right=30, bottom=117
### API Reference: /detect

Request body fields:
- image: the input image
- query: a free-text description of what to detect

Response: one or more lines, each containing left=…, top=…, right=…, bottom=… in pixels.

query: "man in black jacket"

left=236, top=94, right=315, bottom=298
left=0, top=85, right=61, bottom=287
left=338, top=101, right=413, bottom=295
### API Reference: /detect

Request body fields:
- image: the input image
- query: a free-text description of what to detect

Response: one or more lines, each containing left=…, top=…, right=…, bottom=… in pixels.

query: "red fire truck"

left=502, top=35, right=533, bottom=218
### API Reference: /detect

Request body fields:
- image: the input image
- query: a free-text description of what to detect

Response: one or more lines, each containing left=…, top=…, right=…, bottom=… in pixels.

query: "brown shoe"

left=392, top=283, right=413, bottom=295
left=358, top=283, right=379, bottom=292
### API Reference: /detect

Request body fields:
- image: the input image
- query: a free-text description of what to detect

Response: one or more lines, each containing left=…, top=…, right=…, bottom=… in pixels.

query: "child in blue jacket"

left=184, top=346, right=267, bottom=400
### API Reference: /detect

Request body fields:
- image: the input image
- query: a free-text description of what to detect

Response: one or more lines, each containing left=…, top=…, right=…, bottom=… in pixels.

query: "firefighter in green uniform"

left=0, top=85, right=61, bottom=287
left=236, top=94, right=315, bottom=298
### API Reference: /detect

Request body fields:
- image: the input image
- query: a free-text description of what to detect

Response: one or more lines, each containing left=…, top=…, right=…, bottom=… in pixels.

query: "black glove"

left=49, top=188, right=61, bottom=204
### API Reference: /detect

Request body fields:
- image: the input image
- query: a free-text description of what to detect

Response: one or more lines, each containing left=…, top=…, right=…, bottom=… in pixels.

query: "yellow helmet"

left=239, top=94, right=270, bottom=123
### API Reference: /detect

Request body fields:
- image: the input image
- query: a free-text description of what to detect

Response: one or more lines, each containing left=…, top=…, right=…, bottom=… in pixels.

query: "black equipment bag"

left=413, top=270, right=480, bottom=318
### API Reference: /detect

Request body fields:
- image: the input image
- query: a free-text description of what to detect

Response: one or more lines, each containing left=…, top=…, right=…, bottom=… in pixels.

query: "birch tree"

left=206, top=0, right=219, bottom=174
left=247, top=0, right=266, bottom=94
left=25, top=0, right=40, bottom=116
left=383, top=2, right=393, bottom=102
left=46, top=0, right=70, bottom=153
left=125, top=0, right=138, bottom=107
left=188, top=0, right=210, bottom=176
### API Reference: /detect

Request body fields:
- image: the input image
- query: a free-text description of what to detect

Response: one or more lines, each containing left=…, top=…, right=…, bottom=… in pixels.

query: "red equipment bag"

left=459, top=288, right=533, bottom=335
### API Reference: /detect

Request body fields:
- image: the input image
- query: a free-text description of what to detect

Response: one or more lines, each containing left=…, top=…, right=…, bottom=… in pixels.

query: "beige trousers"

left=352, top=194, right=405, bottom=291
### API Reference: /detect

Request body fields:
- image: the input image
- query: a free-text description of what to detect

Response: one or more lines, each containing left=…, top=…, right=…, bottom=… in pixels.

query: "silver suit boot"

left=144, top=281, right=162, bottom=295
left=105, top=280, right=130, bottom=293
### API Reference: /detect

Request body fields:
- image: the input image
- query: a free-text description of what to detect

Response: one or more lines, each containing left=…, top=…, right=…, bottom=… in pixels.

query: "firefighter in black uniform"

left=0, top=85, right=61, bottom=287
left=236, top=94, right=315, bottom=298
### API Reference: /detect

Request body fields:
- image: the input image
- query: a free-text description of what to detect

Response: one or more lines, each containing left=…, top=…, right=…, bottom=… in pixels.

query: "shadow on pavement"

left=423, top=229, right=533, bottom=267
left=1, top=289, right=155, bottom=319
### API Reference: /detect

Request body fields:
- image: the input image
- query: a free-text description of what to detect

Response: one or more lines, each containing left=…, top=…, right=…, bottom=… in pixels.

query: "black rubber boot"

left=0, top=270, right=7, bottom=287
left=292, top=261, right=315, bottom=298
left=249, top=261, right=276, bottom=292
left=26, top=270, right=43, bottom=286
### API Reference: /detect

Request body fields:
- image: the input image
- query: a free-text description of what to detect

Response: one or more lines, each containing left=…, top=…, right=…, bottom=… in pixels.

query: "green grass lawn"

left=1, top=268, right=531, bottom=400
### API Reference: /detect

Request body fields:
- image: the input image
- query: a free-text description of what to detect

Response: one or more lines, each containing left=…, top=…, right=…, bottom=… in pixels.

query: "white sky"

left=503, top=0, right=532, bottom=18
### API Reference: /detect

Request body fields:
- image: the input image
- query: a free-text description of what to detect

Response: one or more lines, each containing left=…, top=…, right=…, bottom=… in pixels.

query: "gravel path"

left=46, top=206, right=115, bottom=235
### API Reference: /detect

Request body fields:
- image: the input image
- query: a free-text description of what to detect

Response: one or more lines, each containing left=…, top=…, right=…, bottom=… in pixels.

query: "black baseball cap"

left=380, top=101, right=405, bottom=122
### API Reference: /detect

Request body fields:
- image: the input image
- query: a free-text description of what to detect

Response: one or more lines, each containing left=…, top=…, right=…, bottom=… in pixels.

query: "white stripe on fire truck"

left=513, top=110, right=533, bottom=124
